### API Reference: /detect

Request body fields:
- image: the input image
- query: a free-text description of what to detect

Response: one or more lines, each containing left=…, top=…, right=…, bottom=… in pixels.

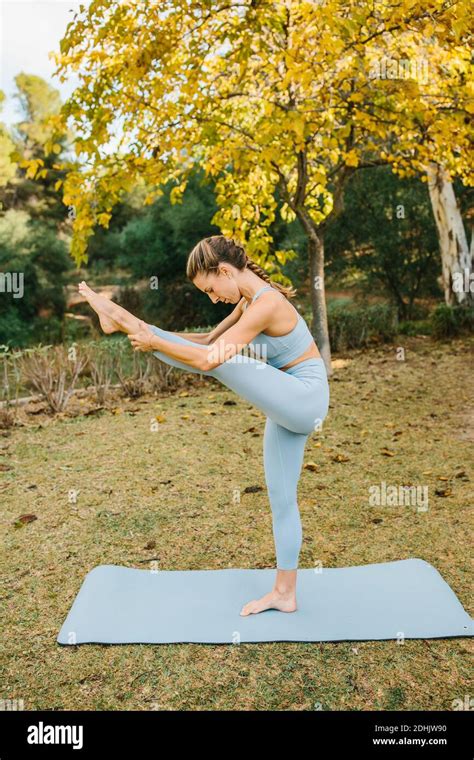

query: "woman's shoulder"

left=240, top=288, right=287, bottom=314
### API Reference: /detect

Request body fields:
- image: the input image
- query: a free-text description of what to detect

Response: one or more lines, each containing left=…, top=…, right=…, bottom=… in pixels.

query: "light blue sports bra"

left=242, top=285, right=314, bottom=368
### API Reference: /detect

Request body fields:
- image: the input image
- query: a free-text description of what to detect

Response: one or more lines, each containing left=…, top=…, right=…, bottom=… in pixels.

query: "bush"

left=17, top=344, right=89, bottom=413
left=327, top=302, right=398, bottom=351
left=84, top=339, right=119, bottom=405
left=398, top=319, right=432, bottom=336
left=365, top=303, right=399, bottom=342
left=430, top=303, right=474, bottom=339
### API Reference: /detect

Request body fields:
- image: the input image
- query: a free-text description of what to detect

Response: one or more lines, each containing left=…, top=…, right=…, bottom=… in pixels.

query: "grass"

left=1, top=335, right=473, bottom=711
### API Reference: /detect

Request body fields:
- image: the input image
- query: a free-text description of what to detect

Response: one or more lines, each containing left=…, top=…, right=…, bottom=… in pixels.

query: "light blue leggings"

left=147, top=324, right=330, bottom=570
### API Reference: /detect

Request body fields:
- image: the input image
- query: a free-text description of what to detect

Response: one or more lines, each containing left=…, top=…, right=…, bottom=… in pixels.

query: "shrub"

left=112, top=338, right=153, bottom=398
left=17, top=343, right=89, bottom=413
left=430, top=304, right=474, bottom=339
left=0, top=344, right=21, bottom=428
left=397, top=320, right=432, bottom=336
left=85, top=339, right=118, bottom=405
left=327, top=302, right=398, bottom=351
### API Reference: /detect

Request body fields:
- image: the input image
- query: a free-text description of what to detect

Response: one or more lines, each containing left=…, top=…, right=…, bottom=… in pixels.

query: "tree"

left=0, top=92, right=17, bottom=190
left=325, top=165, right=442, bottom=319
left=0, top=74, right=73, bottom=224
left=35, top=0, right=472, bottom=373
left=426, top=162, right=473, bottom=306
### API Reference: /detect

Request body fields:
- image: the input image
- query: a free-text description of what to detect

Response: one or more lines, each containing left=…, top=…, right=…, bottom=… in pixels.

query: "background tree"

left=325, top=165, right=443, bottom=319
left=27, top=0, right=472, bottom=373
left=0, top=76, right=76, bottom=346
left=0, top=92, right=17, bottom=191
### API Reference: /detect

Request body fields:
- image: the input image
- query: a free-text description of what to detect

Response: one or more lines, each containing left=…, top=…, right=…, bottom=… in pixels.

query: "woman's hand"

left=128, top=320, right=156, bottom=352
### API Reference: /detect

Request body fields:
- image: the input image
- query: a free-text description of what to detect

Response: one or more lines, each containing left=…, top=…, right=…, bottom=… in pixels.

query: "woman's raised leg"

left=78, top=282, right=328, bottom=433
left=148, top=324, right=329, bottom=434
left=78, top=281, right=143, bottom=334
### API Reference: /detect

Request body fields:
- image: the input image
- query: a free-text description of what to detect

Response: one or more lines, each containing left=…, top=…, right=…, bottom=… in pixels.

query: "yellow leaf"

left=344, top=150, right=359, bottom=167
left=97, top=212, right=111, bottom=226
left=332, top=453, right=350, bottom=462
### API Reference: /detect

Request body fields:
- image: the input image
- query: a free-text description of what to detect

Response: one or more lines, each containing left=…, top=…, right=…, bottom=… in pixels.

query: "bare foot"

left=240, top=589, right=297, bottom=616
left=78, top=281, right=119, bottom=334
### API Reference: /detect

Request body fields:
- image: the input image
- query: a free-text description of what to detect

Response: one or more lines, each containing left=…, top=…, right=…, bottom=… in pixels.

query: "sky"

left=0, top=0, right=89, bottom=126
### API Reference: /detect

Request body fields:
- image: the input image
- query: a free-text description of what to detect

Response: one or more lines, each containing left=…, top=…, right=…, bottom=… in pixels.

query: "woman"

left=78, top=235, right=330, bottom=617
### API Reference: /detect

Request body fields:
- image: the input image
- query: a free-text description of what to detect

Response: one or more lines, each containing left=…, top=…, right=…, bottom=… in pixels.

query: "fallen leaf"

left=243, top=485, right=264, bottom=494
left=331, top=454, right=350, bottom=463
left=13, top=513, right=38, bottom=526
left=435, top=487, right=452, bottom=497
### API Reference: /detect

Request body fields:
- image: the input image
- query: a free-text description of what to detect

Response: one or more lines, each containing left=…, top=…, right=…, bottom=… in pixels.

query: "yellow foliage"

left=42, top=0, right=472, bottom=267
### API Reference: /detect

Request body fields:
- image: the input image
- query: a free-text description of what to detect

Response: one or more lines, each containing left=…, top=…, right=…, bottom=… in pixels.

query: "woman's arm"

left=173, top=299, right=245, bottom=346
left=207, top=298, right=245, bottom=342
left=128, top=321, right=210, bottom=370
left=148, top=332, right=209, bottom=370
left=128, top=299, right=247, bottom=368
left=173, top=332, right=210, bottom=345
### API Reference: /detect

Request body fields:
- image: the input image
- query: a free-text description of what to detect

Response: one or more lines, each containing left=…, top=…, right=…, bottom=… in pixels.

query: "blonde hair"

left=186, top=235, right=297, bottom=299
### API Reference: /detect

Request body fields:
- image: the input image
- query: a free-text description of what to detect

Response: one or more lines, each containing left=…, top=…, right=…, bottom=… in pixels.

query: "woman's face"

left=194, top=269, right=240, bottom=305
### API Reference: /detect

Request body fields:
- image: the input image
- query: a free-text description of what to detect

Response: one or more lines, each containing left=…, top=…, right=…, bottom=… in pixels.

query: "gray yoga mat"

left=56, top=558, right=473, bottom=645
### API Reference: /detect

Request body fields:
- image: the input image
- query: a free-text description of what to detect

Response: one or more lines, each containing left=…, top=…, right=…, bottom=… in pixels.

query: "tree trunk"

left=308, top=227, right=332, bottom=376
left=426, top=161, right=473, bottom=306
left=294, top=207, right=332, bottom=375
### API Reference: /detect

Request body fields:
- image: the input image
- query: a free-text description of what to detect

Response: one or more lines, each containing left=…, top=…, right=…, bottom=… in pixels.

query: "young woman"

left=78, top=235, right=330, bottom=617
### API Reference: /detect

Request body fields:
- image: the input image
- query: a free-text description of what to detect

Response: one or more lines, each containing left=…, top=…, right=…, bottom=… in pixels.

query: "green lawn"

left=1, top=335, right=472, bottom=710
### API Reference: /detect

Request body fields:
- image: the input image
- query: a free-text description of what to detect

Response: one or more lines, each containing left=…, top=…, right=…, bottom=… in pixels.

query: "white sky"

left=0, top=0, right=89, bottom=125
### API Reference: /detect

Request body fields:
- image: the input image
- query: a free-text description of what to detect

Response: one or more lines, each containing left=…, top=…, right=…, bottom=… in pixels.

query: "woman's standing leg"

left=263, top=418, right=309, bottom=571
left=238, top=419, right=310, bottom=616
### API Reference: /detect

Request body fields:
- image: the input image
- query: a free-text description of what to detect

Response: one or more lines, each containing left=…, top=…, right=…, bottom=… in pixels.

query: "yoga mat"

left=56, top=558, right=473, bottom=645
